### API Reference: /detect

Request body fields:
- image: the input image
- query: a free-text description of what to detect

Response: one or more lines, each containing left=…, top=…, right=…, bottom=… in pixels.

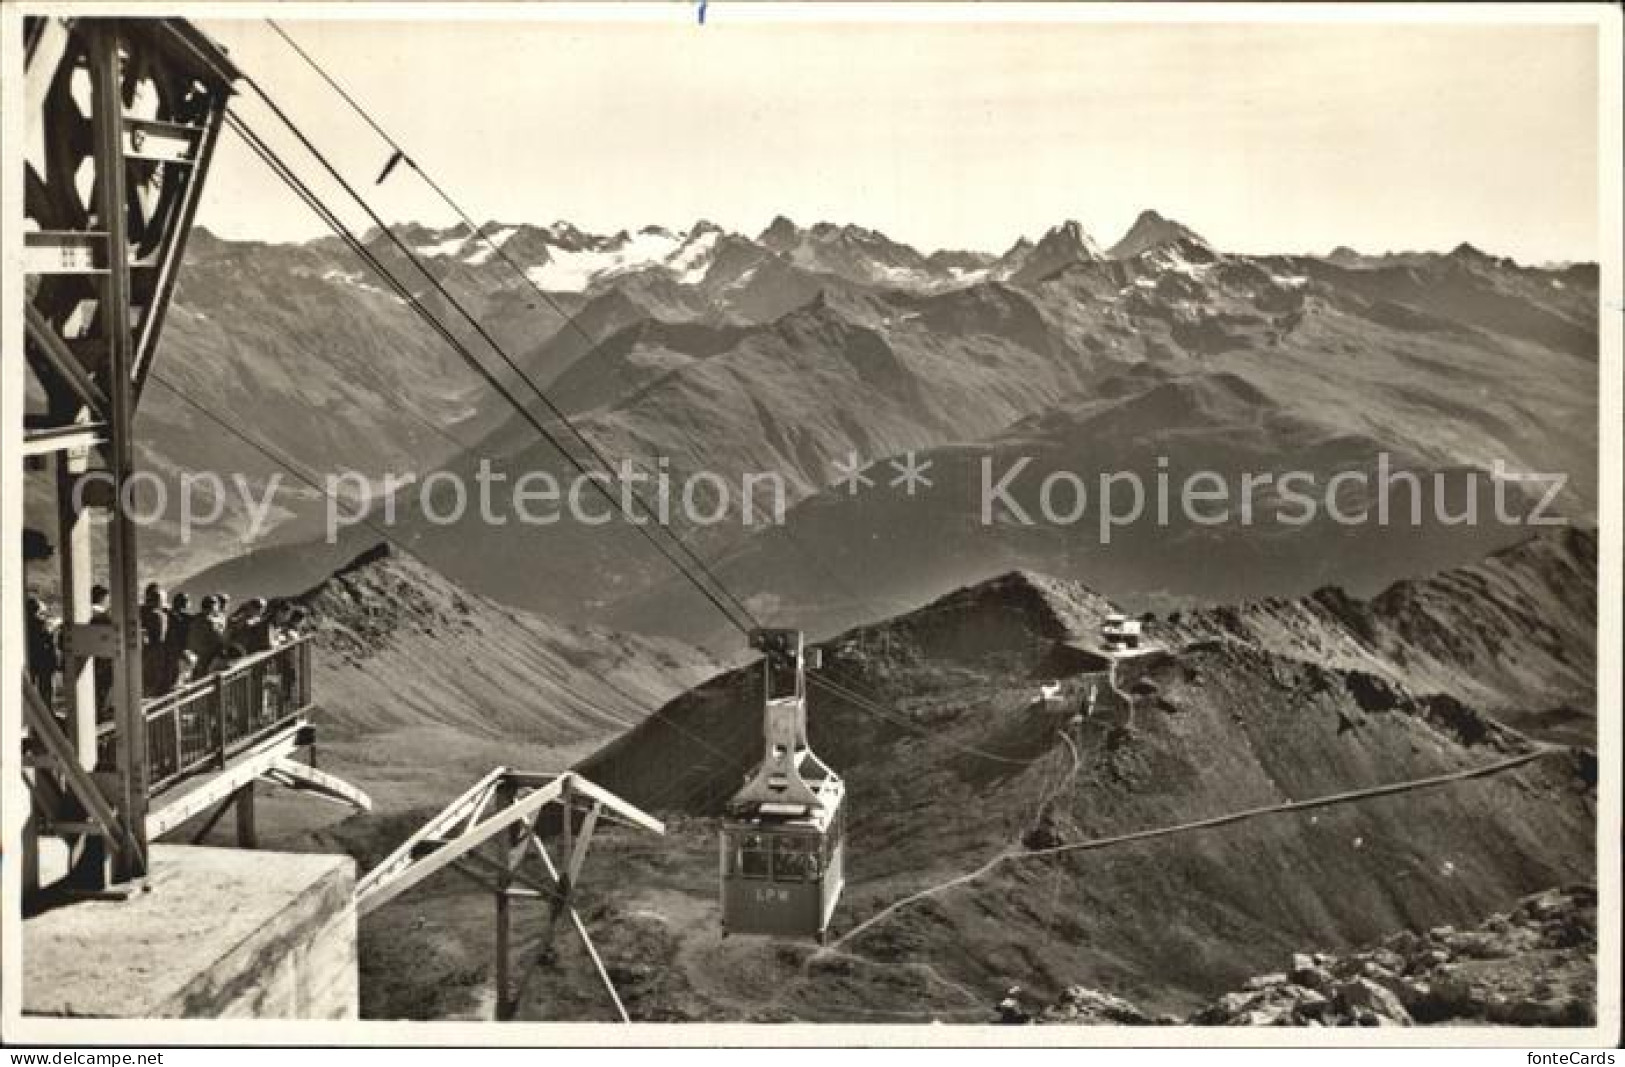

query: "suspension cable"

left=173, top=21, right=1051, bottom=771
left=266, top=18, right=901, bottom=629
left=220, top=102, right=758, bottom=636
left=147, top=368, right=742, bottom=766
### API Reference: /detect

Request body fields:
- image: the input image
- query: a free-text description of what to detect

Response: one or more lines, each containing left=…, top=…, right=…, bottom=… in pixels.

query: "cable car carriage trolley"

left=720, top=629, right=846, bottom=943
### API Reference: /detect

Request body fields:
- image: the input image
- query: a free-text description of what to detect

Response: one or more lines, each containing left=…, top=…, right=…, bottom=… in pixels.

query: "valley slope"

left=458, top=530, right=1592, bottom=1021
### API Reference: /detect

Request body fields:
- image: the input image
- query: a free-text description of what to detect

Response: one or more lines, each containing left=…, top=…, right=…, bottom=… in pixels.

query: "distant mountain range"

left=95, top=205, right=1597, bottom=1024
left=386, top=210, right=1171, bottom=296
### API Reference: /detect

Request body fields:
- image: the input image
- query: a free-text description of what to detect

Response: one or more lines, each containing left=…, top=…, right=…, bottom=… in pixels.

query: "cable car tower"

left=720, top=629, right=846, bottom=943
left=18, top=16, right=368, bottom=902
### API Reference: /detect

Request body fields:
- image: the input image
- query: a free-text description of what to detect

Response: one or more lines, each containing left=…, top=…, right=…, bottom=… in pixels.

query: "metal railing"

left=97, top=636, right=314, bottom=795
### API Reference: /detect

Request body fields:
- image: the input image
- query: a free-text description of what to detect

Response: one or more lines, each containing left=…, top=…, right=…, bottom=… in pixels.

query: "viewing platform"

left=26, top=635, right=369, bottom=892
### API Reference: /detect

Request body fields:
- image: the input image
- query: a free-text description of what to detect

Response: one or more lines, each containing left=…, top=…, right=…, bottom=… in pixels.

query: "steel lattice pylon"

left=20, top=17, right=240, bottom=894
left=355, top=769, right=664, bottom=1021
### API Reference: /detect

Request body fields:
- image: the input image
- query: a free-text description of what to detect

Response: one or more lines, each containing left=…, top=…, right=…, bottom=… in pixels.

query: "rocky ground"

left=558, top=534, right=1595, bottom=1024
left=1022, top=883, right=1597, bottom=1027
left=201, top=531, right=1594, bottom=1022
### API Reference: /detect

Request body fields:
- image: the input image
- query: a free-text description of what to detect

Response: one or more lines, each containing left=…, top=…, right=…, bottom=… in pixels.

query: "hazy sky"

left=194, top=13, right=1602, bottom=263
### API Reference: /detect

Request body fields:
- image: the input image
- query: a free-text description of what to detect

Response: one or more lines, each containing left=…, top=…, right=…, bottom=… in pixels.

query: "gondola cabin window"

left=737, top=832, right=771, bottom=879
left=726, top=831, right=823, bottom=882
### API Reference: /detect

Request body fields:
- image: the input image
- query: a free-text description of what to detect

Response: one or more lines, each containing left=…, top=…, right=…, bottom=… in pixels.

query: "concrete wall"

left=25, top=844, right=358, bottom=1019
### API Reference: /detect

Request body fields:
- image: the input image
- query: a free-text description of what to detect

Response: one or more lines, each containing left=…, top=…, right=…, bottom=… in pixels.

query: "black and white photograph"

left=1, top=1, right=1619, bottom=1051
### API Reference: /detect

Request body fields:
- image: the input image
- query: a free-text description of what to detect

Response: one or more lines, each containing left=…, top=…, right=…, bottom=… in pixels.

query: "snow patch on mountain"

left=320, top=267, right=402, bottom=302
left=462, top=225, right=518, bottom=266
left=415, top=233, right=468, bottom=258
left=668, top=229, right=721, bottom=283
left=525, top=228, right=681, bottom=291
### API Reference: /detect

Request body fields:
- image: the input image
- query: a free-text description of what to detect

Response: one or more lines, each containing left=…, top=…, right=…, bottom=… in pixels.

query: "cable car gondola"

left=719, top=629, right=846, bottom=943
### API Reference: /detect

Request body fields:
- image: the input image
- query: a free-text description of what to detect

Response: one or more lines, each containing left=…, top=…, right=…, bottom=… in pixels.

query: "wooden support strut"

left=493, top=778, right=517, bottom=1020
left=186, top=791, right=237, bottom=845
left=526, top=823, right=628, bottom=1022
left=234, top=783, right=257, bottom=849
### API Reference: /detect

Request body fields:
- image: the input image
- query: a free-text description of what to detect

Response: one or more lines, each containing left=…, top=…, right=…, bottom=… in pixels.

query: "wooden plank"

left=559, top=777, right=573, bottom=892
left=525, top=826, right=629, bottom=1022
left=355, top=773, right=655, bottom=917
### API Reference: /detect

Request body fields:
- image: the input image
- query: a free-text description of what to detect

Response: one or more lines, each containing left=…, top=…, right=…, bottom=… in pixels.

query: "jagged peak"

left=1037, top=218, right=1102, bottom=254
left=283, top=541, right=406, bottom=608
left=1446, top=241, right=1517, bottom=268
left=897, top=568, right=1119, bottom=643
left=333, top=541, right=395, bottom=578
left=758, top=215, right=802, bottom=250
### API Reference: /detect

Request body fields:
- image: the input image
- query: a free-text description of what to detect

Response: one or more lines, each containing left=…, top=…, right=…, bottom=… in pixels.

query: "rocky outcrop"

left=1028, top=884, right=1595, bottom=1027
left=1181, top=884, right=1596, bottom=1026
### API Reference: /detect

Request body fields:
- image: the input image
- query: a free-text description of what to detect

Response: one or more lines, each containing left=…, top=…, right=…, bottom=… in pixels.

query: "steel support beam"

left=21, top=423, right=108, bottom=457
left=22, top=16, right=242, bottom=906
left=89, top=23, right=149, bottom=884
left=145, top=723, right=301, bottom=839
left=132, top=104, right=227, bottom=399
left=54, top=446, right=98, bottom=771
left=22, top=683, right=136, bottom=863
left=26, top=304, right=110, bottom=418
left=261, top=757, right=374, bottom=812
